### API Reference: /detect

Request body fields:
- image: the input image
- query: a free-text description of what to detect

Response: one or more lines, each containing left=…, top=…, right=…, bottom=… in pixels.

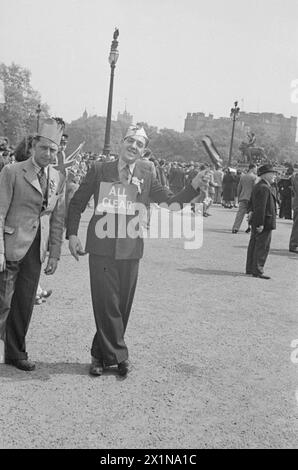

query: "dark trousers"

left=289, top=208, right=298, bottom=250
left=89, top=254, right=139, bottom=366
left=279, top=195, right=292, bottom=219
left=0, top=230, right=41, bottom=360
left=246, top=228, right=272, bottom=275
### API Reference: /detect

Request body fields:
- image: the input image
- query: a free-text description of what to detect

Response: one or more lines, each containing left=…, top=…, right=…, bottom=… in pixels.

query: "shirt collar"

left=31, top=156, right=49, bottom=176
left=118, top=158, right=136, bottom=175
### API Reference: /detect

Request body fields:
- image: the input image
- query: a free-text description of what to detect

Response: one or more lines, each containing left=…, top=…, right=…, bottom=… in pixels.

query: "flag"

left=65, top=141, right=85, bottom=162
left=202, top=135, right=223, bottom=170
left=53, top=141, right=85, bottom=173
left=0, top=79, right=5, bottom=104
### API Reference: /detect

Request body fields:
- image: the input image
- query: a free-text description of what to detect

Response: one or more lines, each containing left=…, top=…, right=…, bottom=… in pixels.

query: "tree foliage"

left=66, top=117, right=200, bottom=161
left=1, top=62, right=296, bottom=163
left=66, top=114, right=124, bottom=155
left=0, top=62, right=49, bottom=145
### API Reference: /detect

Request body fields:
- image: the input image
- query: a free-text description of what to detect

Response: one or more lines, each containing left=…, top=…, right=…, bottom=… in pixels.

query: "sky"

left=1, top=0, right=298, bottom=131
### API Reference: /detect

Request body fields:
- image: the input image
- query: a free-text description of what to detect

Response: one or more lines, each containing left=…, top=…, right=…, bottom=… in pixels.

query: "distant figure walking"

left=232, top=164, right=258, bottom=233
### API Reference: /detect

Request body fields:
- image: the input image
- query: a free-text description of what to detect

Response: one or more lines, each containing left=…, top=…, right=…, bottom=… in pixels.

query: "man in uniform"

left=67, top=124, right=202, bottom=377
left=0, top=118, right=65, bottom=370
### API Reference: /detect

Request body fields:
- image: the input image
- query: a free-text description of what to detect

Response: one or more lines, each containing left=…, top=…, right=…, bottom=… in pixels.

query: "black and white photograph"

left=0, top=0, right=297, bottom=451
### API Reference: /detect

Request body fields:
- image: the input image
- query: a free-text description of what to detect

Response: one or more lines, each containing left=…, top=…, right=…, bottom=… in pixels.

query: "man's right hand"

left=68, top=235, right=86, bottom=261
left=0, top=253, right=6, bottom=272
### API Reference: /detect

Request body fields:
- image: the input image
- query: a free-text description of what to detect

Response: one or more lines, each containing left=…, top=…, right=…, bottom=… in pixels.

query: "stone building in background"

left=184, top=111, right=297, bottom=146
left=238, top=112, right=297, bottom=146
left=117, top=108, right=133, bottom=127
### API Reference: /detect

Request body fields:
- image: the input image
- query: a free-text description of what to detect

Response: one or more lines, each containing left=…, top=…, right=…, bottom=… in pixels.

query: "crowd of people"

left=0, top=122, right=297, bottom=374
left=1, top=132, right=297, bottom=243
left=2, top=134, right=296, bottom=220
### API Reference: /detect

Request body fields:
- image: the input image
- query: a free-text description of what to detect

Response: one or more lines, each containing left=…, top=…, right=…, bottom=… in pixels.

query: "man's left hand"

left=44, top=257, right=58, bottom=275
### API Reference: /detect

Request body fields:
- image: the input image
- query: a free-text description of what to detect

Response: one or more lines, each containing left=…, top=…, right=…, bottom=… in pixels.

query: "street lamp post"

left=102, top=28, right=119, bottom=157
left=228, top=101, right=240, bottom=166
left=36, top=103, right=41, bottom=133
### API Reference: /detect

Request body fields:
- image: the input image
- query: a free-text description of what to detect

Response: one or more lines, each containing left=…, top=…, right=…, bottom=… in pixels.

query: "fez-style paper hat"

left=124, top=124, right=148, bottom=144
left=37, top=118, right=65, bottom=146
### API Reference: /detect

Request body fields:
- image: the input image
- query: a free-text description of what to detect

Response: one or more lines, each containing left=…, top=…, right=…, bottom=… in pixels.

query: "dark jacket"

left=157, top=166, right=168, bottom=187
left=168, top=167, right=185, bottom=191
left=250, top=179, right=277, bottom=230
left=66, top=159, right=198, bottom=260
left=222, top=173, right=236, bottom=201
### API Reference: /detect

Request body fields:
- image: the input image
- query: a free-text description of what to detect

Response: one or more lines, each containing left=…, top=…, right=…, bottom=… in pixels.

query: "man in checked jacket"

left=0, top=118, right=65, bottom=370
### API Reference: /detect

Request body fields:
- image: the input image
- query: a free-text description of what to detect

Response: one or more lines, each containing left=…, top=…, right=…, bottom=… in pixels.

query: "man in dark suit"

left=245, top=164, right=277, bottom=279
left=289, top=172, right=298, bottom=253
left=67, top=124, right=201, bottom=377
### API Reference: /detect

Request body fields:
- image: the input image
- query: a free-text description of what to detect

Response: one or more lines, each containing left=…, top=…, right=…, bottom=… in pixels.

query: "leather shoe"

left=289, top=248, right=298, bottom=253
left=6, top=358, right=36, bottom=371
left=232, top=229, right=238, bottom=234
left=245, top=227, right=251, bottom=234
left=89, top=357, right=103, bottom=376
left=118, top=360, right=129, bottom=377
left=253, top=274, right=271, bottom=280
left=41, top=289, right=53, bottom=298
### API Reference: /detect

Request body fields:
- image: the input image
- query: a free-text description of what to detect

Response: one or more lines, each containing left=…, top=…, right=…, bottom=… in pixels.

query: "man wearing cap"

left=0, top=118, right=65, bottom=370
left=245, top=163, right=277, bottom=279
left=67, top=124, right=202, bottom=377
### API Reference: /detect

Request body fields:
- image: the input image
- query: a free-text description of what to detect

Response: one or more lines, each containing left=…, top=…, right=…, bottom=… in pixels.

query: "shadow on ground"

left=235, top=246, right=298, bottom=258
left=178, top=267, right=247, bottom=277
left=269, top=249, right=298, bottom=258
left=204, top=228, right=235, bottom=234
left=0, top=362, right=126, bottom=382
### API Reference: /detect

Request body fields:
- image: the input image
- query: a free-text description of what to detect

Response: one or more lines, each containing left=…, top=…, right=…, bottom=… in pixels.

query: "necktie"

left=38, top=168, right=48, bottom=210
left=119, top=165, right=132, bottom=185
left=38, top=168, right=47, bottom=196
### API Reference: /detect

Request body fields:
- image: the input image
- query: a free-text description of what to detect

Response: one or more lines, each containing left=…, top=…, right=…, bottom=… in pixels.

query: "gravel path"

left=0, top=206, right=297, bottom=448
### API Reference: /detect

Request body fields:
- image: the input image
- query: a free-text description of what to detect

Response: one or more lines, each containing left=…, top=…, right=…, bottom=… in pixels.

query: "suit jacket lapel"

left=134, top=160, right=149, bottom=201
left=47, top=165, right=58, bottom=205
left=23, top=158, right=43, bottom=196
left=260, top=179, right=276, bottom=202
left=102, top=159, right=120, bottom=182
left=133, top=160, right=145, bottom=180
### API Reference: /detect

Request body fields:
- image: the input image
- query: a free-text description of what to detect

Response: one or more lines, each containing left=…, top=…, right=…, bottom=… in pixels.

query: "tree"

left=148, top=128, right=199, bottom=161
left=66, top=114, right=124, bottom=155
left=0, top=62, right=49, bottom=145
